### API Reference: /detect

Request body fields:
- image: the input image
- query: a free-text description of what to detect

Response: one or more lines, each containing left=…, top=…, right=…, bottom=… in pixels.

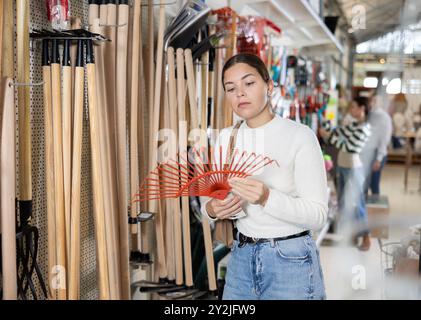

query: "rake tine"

left=228, top=152, right=254, bottom=179
left=242, top=154, right=267, bottom=176
left=135, top=147, right=279, bottom=202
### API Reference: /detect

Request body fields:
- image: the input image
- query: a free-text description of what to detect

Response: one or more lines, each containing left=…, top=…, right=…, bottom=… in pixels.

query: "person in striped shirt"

left=319, top=97, right=372, bottom=250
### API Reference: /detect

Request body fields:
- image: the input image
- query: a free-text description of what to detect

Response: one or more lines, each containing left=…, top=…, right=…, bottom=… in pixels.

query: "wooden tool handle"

left=184, top=49, right=199, bottom=130
left=130, top=0, right=141, bottom=235
left=0, top=1, right=3, bottom=79
left=167, top=47, right=184, bottom=285
left=186, top=48, right=217, bottom=292
left=2, top=0, right=13, bottom=79
left=176, top=48, right=193, bottom=287
left=42, top=39, right=57, bottom=300
left=200, top=51, right=209, bottom=131
left=198, top=48, right=217, bottom=293
left=62, top=41, right=73, bottom=273
left=86, top=52, right=110, bottom=299
left=93, top=11, right=121, bottom=300
left=116, top=0, right=130, bottom=300
left=16, top=0, right=31, bottom=202
left=88, top=1, right=99, bottom=26
left=150, top=1, right=168, bottom=281
left=147, top=0, right=154, bottom=131
left=51, top=57, right=67, bottom=300
left=68, top=67, right=84, bottom=300
left=1, top=77, right=17, bottom=300
left=68, top=41, right=84, bottom=299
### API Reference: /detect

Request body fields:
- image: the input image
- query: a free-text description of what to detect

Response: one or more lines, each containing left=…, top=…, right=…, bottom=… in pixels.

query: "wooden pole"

left=51, top=39, right=67, bottom=300
left=176, top=48, right=193, bottom=287
left=68, top=40, right=84, bottom=300
left=130, top=0, right=141, bottom=245
left=86, top=39, right=110, bottom=300
left=167, top=47, right=184, bottom=286
left=224, top=12, right=237, bottom=127
left=1, top=77, right=17, bottom=300
left=142, top=0, right=155, bottom=257
left=70, top=17, right=82, bottom=137
left=135, top=0, right=146, bottom=258
left=185, top=48, right=217, bottom=292
left=41, top=40, right=57, bottom=300
left=116, top=0, right=130, bottom=300
left=62, top=40, right=72, bottom=271
left=214, top=47, right=224, bottom=130
left=16, top=0, right=32, bottom=224
left=1, top=0, right=13, bottom=79
left=89, top=0, right=100, bottom=27
left=127, top=0, right=143, bottom=264
left=0, top=0, right=16, bottom=301
left=200, top=49, right=218, bottom=293
left=91, top=17, right=120, bottom=300
left=149, top=1, right=168, bottom=281
left=106, top=4, right=122, bottom=297
left=200, top=51, right=209, bottom=131
left=162, top=85, right=175, bottom=283
left=0, top=0, right=3, bottom=79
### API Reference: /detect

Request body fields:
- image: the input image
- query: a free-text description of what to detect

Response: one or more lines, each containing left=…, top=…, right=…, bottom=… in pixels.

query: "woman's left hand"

left=228, top=177, right=270, bottom=206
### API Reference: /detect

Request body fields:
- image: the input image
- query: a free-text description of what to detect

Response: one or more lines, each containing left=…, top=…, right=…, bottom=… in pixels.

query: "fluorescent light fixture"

left=363, top=77, right=378, bottom=88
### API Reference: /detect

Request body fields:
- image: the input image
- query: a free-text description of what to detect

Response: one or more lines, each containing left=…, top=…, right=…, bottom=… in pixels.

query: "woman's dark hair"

left=353, top=96, right=370, bottom=119
left=222, top=53, right=270, bottom=90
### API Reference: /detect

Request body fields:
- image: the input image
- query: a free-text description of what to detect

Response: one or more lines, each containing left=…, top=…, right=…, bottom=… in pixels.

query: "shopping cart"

left=378, top=239, right=402, bottom=299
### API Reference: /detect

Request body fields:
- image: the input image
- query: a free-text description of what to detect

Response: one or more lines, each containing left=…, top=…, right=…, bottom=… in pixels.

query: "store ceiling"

left=206, top=0, right=344, bottom=53
left=336, top=0, right=421, bottom=44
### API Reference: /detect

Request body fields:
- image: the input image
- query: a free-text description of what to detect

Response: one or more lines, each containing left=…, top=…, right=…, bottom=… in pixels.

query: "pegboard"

left=11, top=0, right=183, bottom=300
left=17, top=0, right=98, bottom=300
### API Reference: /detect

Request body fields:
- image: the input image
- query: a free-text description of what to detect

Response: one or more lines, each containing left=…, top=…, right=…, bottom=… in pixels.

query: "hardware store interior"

left=0, top=0, right=420, bottom=300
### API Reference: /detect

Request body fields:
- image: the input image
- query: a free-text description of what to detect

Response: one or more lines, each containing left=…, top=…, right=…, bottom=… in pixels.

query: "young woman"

left=201, top=53, right=328, bottom=300
left=319, top=97, right=371, bottom=251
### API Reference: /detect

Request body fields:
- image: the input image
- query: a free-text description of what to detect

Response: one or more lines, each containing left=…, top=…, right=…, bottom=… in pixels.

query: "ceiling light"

left=364, top=77, right=378, bottom=88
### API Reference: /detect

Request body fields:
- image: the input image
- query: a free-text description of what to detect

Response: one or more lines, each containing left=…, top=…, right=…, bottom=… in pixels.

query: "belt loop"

left=270, top=239, right=275, bottom=247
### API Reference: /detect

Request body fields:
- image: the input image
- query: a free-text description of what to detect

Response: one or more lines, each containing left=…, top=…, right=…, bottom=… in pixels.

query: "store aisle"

left=382, top=164, right=421, bottom=241
left=320, top=164, right=421, bottom=300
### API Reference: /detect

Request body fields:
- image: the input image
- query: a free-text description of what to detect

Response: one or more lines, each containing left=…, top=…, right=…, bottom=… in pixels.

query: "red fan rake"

left=133, top=146, right=279, bottom=203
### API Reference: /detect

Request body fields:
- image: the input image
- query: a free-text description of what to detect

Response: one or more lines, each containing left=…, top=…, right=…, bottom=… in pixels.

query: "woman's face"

left=223, top=63, right=273, bottom=120
left=349, top=101, right=365, bottom=120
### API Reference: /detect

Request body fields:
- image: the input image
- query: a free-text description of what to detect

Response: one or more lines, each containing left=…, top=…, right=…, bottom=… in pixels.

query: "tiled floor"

left=319, top=164, right=421, bottom=300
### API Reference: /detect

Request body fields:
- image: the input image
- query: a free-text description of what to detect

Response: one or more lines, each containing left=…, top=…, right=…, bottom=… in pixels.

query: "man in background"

left=361, top=95, right=393, bottom=197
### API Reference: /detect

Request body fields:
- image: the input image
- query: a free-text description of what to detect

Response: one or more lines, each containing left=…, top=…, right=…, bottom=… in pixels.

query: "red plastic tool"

left=133, top=146, right=279, bottom=203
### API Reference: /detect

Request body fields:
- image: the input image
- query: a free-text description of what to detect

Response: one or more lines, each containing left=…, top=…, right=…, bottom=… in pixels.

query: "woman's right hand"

left=206, top=195, right=244, bottom=220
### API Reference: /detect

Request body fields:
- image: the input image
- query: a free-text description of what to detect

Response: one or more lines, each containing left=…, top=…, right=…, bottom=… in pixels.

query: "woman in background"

left=319, top=97, right=372, bottom=251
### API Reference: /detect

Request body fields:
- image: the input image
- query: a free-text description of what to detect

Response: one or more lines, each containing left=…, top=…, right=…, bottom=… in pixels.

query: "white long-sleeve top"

left=200, top=114, right=329, bottom=238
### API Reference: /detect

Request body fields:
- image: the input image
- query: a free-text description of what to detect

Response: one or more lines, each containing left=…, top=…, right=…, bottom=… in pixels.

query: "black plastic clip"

left=128, top=212, right=155, bottom=224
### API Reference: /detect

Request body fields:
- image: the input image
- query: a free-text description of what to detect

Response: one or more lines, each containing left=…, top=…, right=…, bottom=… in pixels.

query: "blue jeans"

left=336, top=166, right=369, bottom=236
left=369, top=156, right=387, bottom=195
left=223, top=235, right=326, bottom=300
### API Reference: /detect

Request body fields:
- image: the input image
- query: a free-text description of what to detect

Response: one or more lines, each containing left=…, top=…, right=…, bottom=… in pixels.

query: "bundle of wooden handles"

left=0, top=0, right=235, bottom=301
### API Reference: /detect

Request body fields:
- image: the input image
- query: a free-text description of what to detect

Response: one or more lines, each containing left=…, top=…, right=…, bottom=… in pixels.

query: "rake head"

left=132, top=146, right=279, bottom=204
